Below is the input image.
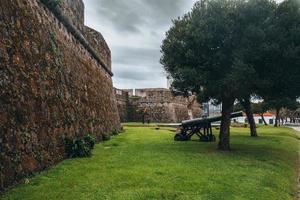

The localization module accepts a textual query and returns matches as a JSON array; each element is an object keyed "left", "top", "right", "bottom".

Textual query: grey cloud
[
  {"left": 84, "top": 0, "right": 194, "bottom": 34},
  {"left": 112, "top": 46, "right": 161, "bottom": 66},
  {"left": 83, "top": 0, "right": 197, "bottom": 88},
  {"left": 85, "top": 0, "right": 144, "bottom": 33},
  {"left": 114, "top": 68, "right": 160, "bottom": 81},
  {"left": 113, "top": 64, "right": 166, "bottom": 89},
  {"left": 143, "top": 0, "right": 189, "bottom": 26}
]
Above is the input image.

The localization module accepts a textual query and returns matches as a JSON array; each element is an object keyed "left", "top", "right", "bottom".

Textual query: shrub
[
  {"left": 102, "top": 133, "right": 111, "bottom": 141},
  {"left": 84, "top": 134, "right": 96, "bottom": 149},
  {"left": 64, "top": 134, "right": 96, "bottom": 158},
  {"left": 64, "top": 137, "right": 75, "bottom": 157},
  {"left": 112, "top": 130, "right": 119, "bottom": 136}
]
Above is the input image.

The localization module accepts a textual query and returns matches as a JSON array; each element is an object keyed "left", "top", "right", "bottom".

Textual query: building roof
[
  {"left": 241, "top": 112, "right": 274, "bottom": 117},
  {"left": 253, "top": 112, "right": 275, "bottom": 117}
]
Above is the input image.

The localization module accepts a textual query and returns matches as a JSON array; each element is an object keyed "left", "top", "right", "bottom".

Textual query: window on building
[
  {"left": 259, "top": 119, "right": 263, "bottom": 124},
  {"left": 269, "top": 119, "right": 274, "bottom": 125},
  {"left": 116, "top": 90, "right": 122, "bottom": 95}
]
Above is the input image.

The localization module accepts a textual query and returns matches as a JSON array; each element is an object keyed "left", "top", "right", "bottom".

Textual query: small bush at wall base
[
  {"left": 64, "top": 134, "right": 96, "bottom": 158},
  {"left": 112, "top": 130, "right": 119, "bottom": 136},
  {"left": 84, "top": 134, "right": 96, "bottom": 149},
  {"left": 102, "top": 134, "right": 111, "bottom": 141}
]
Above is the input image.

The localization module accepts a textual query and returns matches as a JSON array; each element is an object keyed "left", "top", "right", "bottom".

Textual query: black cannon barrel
[{"left": 182, "top": 111, "right": 243, "bottom": 127}]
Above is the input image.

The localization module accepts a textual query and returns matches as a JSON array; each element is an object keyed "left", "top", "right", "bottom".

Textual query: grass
[
  {"left": 121, "top": 122, "right": 174, "bottom": 127},
  {"left": 1, "top": 126, "right": 299, "bottom": 200},
  {"left": 121, "top": 122, "right": 158, "bottom": 127}
]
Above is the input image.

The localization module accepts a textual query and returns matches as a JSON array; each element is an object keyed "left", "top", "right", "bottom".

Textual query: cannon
[{"left": 174, "top": 111, "right": 243, "bottom": 142}]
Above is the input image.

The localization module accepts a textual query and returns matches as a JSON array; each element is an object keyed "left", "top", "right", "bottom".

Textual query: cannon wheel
[
  {"left": 199, "top": 134, "right": 216, "bottom": 142},
  {"left": 174, "top": 133, "right": 190, "bottom": 141}
]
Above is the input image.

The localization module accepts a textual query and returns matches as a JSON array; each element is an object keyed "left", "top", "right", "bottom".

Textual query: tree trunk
[
  {"left": 260, "top": 114, "right": 268, "bottom": 126},
  {"left": 274, "top": 108, "right": 280, "bottom": 127},
  {"left": 218, "top": 98, "right": 234, "bottom": 151},
  {"left": 241, "top": 98, "right": 257, "bottom": 137},
  {"left": 142, "top": 114, "right": 145, "bottom": 124}
]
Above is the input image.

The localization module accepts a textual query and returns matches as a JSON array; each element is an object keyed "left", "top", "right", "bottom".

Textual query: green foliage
[
  {"left": 252, "top": 102, "right": 269, "bottom": 114},
  {"left": 102, "top": 133, "right": 111, "bottom": 141},
  {"left": 161, "top": 0, "right": 300, "bottom": 149},
  {"left": 83, "top": 134, "right": 96, "bottom": 149},
  {"left": 233, "top": 102, "right": 244, "bottom": 112},
  {"left": 40, "top": 0, "right": 61, "bottom": 9},
  {"left": 162, "top": 0, "right": 273, "bottom": 103},
  {"left": 49, "top": 31, "right": 59, "bottom": 55},
  {"left": 64, "top": 134, "right": 96, "bottom": 158},
  {"left": 2, "top": 127, "right": 299, "bottom": 199},
  {"left": 112, "top": 130, "right": 119, "bottom": 136},
  {"left": 264, "top": 98, "right": 299, "bottom": 111},
  {"left": 256, "top": 0, "right": 300, "bottom": 101}
]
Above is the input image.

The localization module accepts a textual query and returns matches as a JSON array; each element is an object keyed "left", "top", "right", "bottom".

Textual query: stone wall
[
  {"left": 115, "top": 88, "right": 202, "bottom": 123},
  {"left": 83, "top": 26, "right": 111, "bottom": 70},
  {"left": 60, "top": 0, "right": 85, "bottom": 29},
  {"left": 114, "top": 88, "right": 129, "bottom": 123},
  {"left": 0, "top": 0, "right": 120, "bottom": 190}
]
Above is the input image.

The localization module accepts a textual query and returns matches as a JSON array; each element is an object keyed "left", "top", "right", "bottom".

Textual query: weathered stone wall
[
  {"left": 60, "top": 0, "right": 84, "bottom": 30},
  {"left": 0, "top": 0, "right": 120, "bottom": 190},
  {"left": 83, "top": 26, "right": 111, "bottom": 70},
  {"left": 115, "top": 88, "right": 202, "bottom": 123},
  {"left": 114, "top": 88, "right": 129, "bottom": 123}
]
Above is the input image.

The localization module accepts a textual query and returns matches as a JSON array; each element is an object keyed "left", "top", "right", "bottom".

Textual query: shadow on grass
[{"left": 113, "top": 132, "right": 299, "bottom": 163}]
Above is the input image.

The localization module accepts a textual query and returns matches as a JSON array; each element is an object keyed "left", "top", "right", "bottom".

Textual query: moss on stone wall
[{"left": 0, "top": 0, "right": 120, "bottom": 190}]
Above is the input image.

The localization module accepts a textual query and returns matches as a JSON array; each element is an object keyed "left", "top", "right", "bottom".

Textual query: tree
[
  {"left": 252, "top": 102, "right": 269, "bottom": 125},
  {"left": 255, "top": 0, "right": 300, "bottom": 119},
  {"left": 161, "top": 0, "right": 275, "bottom": 150},
  {"left": 264, "top": 98, "right": 299, "bottom": 127},
  {"left": 239, "top": 99, "right": 257, "bottom": 137},
  {"left": 233, "top": 99, "right": 257, "bottom": 136},
  {"left": 291, "top": 107, "right": 300, "bottom": 123},
  {"left": 232, "top": 0, "right": 277, "bottom": 137}
]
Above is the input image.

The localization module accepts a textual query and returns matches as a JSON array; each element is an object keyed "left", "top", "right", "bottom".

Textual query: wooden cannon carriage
[{"left": 174, "top": 111, "right": 243, "bottom": 142}]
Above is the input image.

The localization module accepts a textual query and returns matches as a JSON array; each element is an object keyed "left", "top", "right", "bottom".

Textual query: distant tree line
[
  {"left": 161, "top": 0, "right": 300, "bottom": 150},
  {"left": 234, "top": 100, "right": 299, "bottom": 126}
]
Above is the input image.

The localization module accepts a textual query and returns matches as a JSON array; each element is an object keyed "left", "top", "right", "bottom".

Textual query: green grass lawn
[
  {"left": 121, "top": 122, "right": 158, "bottom": 127},
  {"left": 1, "top": 126, "right": 299, "bottom": 200}
]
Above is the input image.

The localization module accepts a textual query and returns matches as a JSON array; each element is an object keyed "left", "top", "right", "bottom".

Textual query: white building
[
  {"left": 233, "top": 112, "right": 276, "bottom": 125},
  {"left": 203, "top": 101, "right": 222, "bottom": 117}
]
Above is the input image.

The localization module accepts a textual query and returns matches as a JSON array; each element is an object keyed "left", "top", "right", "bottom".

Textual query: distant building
[
  {"left": 203, "top": 101, "right": 222, "bottom": 117},
  {"left": 167, "top": 76, "right": 173, "bottom": 89},
  {"left": 233, "top": 112, "right": 276, "bottom": 125},
  {"left": 114, "top": 88, "right": 203, "bottom": 123}
]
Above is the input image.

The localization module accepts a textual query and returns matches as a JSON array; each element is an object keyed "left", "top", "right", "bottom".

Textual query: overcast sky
[
  {"left": 83, "top": 0, "right": 283, "bottom": 90},
  {"left": 83, "top": 0, "right": 197, "bottom": 89}
]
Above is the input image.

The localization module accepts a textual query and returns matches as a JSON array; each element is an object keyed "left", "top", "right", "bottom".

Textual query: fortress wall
[
  {"left": 0, "top": 0, "right": 120, "bottom": 189},
  {"left": 114, "top": 88, "right": 129, "bottom": 123},
  {"left": 83, "top": 26, "right": 111, "bottom": 70},
  {"left": 60, "top": 0, "right": 85, "bottom": 29},
  {"left": 115, "top": 89, "right": 202, "bottom": 123}
]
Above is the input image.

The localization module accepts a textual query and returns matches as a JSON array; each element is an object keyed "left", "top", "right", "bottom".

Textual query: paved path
[
  {"left": 291, "top": 127, "right": 300, "bottom": 200},
  {"left": 292, "top": 127, "right": 300, "bottom": 132}
]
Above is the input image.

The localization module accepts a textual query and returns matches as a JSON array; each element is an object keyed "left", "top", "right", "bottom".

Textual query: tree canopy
[
  {"left": 161, "top": 0, "right": 300, "bottom": 150},
  {"left": 256, "top": 0, "right": 300, "bottom": 101}
]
